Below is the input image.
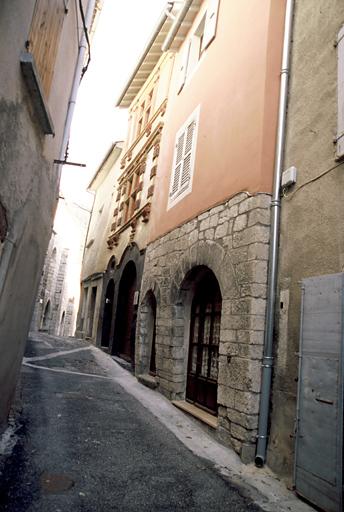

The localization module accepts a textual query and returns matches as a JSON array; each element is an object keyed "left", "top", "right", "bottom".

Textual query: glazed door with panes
[{"left": 186, "top": 275, "right": 221, "bottom": 414}]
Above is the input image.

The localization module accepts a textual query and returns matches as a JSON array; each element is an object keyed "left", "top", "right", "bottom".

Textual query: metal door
[{"left": 295, "top": 273, "right": 344, "bottom": 512}]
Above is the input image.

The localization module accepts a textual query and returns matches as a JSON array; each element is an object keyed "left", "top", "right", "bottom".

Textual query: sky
[{"left": 59, "top": 0, "right": 169, "bottom": 209}]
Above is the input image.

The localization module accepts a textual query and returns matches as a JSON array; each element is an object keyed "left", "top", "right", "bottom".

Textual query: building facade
[
  {"left": 76, "top": 8, "right": 177, "bottom": 368},
  {"left": 135, "top": 0, "right": 286, "bottom": 463},
  {"left": 0, "top": 0, "right": 99, "bottom": 431},
  {"left": 267, "top": 2, "right": 344, "bottom": 510}
]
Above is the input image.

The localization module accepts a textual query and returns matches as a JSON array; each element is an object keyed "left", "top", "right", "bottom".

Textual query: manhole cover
[{"left": 40, "top": 472, "right": 75, "bottom": 494}]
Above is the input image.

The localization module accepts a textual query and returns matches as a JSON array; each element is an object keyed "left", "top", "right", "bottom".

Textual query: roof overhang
[
  {"left": 116, "top": 1, "right": 202, "bottom": 109},
  {"left": 88, "top": 142, "right": 123, "bottom": 191}
]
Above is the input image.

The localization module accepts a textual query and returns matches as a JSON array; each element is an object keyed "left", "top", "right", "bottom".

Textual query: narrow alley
[
  {"left": 0, "top": 333, "right": 259, "bottom": 512},
  {"left": 0, "top": 333, "right": 310, "bottom": 512}
]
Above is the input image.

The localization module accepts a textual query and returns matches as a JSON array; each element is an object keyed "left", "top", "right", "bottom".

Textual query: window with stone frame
[
  {"left": 168, "top": 105, "right": 200, "bottom": 208},
  {"left": 26, "top": 0, "right": 69, "bottom": 98}
]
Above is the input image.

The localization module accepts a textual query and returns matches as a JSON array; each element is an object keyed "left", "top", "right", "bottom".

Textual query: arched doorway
[
  {"left": 41, "top": 300, "right": 51, "bottom": 331},
  {"left": 101, "top": 279, "right": 115, "bottom": 347},
  {"left": 113, "top": 261, "right": 137, "bottom": 363},
  {"left": 59, "top": 311, "right": 65, "bottom": 336},
  {"left": 186, "top": 268, "right": 222, "bottom": 415}
]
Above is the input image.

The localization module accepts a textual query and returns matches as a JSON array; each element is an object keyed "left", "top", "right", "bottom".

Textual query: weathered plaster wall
[
  {"left": 137, "top": 192, "right": 271, "bottom": 463},
  {"left": 0, "top": 0, "right": 87, "bottom": 431},
  {"left": 268, "top": 0, "right": 344, "bottom": 481}
]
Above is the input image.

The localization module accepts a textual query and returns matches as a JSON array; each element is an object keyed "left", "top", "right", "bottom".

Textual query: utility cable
[
  {"left": 78, "top": 0, "right": 91, "bottom": 79},
  {"left": 283, "top": 159, "right": 344, "bottom": 199}
]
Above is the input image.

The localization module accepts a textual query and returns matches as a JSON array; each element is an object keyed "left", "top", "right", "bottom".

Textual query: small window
[
  {"left": 177, "top": 0, "right": 219, "bottom": 94},
  {"left": 168, "top": 106, "right": 200, "bottom": 208}
]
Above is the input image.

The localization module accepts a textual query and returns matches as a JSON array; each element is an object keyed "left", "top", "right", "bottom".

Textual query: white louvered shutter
[
  {"left": 201, "top": 0, "right": 220, "bottom": 53},
  {"left": 180, "top": 120, "right": 196, "bottom": 189},
  {"left": 177, "top": 40, "right": 191, "bottom": 94},
  {"left": 171, "top": 132, "right": 185, "bottom": 197},
  {"left": 337, "top": 25, "right": 344, "bottom": 158}
]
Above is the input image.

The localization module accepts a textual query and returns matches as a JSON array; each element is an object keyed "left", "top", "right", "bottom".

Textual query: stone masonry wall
[{"left": 136, "top": 192, "right": 271, "bottom": 463}]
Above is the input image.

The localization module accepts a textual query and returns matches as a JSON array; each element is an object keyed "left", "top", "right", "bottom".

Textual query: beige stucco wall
[
  {"left": 149, "top": 0, "right": 286, "bottom": 242},
  {"left": 0, "top": 0, "right": 90, "bottom": 430},
  {"left": 268, "top": 0, "right": 344, "bottom": 482}
]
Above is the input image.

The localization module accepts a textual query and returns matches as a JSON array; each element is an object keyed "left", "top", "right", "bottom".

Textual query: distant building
[
  {"left": 0, "top": 0, "right": 100, "bottom": 432},
  {"left": 31, "top": 199, "right": 90, "bottom": 337}
]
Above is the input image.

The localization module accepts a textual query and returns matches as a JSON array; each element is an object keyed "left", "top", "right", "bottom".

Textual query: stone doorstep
[
  {"left": 137, "top": 373, "right": 158, "bottom": 390},
  {"left": 171, "top": 400, "right": 218, "bottom": 429}
]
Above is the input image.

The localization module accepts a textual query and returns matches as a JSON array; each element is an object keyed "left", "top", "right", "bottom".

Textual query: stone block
[
  {"left": 248, "top": 208, "right": 271, "bottom": 227},
  {"left": 215, "top": 221, "right": 228, "bottom": 239},
  {"left": 228, "top": 409, "right": 259, "bottom": 431},
  {"left": 236, "top": 330, "right": 264, "bottom": 345},
  {"left": 238, "top": 194, "right": 271, "bottom": 214},
  {"left": 217, "top": 384, "right": 235, "bottom": 408},
  {"left": 220, "top": 329, "right": 237, "bottom": 342},
  {"left": 199, "top": 217, "right": 210, "bottom": 231},
  {"left": 234, "top": 390, "right": 260, "bottom": 414},
  {"left": 198, "top": 211, "right": 210, "bottom": 221},
  {"left": 233, "top": 214, "right": 248, "bottom": 232},
  {"left": 247, "top": 242, "right": 269, "bottom": 261},
  {"left": 204, "top": 228, "right": 214, "bottom": 240},
  {"left": 188, "top": 229, "right": 198, "bottom": 245},
  {"left": 227, "top": 192, "right": 250, "bottom": 207},
  {"left": 218, "top": 356, "right": 262, "bottom": 392},
  {"left": 228, "top": 246, "right": 248, "bottom": 264},
  {"left": 209, "top": 214, "right": 219, "bottom": 228},
  {"left": 240, "top": 443, "right": 256, "bottom": 464},
  {"left": 233, "top": 225, "right": 270, "bottom": 248},
  {"left": 240, "top": 283, "right": 267, "bottom": 299}
]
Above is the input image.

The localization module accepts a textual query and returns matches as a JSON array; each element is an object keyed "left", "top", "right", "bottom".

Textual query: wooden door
[{"left": 186, "top": 274, "right": 221, "bottom": 415}]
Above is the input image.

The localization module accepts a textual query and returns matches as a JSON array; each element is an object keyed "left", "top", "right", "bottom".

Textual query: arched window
[{"left": 186, "top": 270, "right": 222, "bottom": 415}]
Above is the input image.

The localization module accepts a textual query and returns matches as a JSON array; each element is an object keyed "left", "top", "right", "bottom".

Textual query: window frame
[{"left": 167, "top": 105, "right": 200, "bottom": 209}]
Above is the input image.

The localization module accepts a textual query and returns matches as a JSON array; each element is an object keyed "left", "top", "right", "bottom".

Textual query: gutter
[
  {"left": 255, "top": 0, "right": 295, "bottom": 467},
  {"left": 57, "top": 0, "right": 98, "bottom": 176},
  {"left": 161, "top": 0, "right": 193, "bottom": 52},
  {"left": 116, "top": 2, "right": 174, "bottom": 107}
]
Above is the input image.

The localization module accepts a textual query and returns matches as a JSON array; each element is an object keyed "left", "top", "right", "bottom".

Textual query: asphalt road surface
[{"left": 0, "top": 333, "right": 262, "bottom": 512}]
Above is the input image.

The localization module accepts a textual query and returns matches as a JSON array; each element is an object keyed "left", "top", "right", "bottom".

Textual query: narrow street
[{"left": 0, "top": 333, "right": 264, "bottom": 512}]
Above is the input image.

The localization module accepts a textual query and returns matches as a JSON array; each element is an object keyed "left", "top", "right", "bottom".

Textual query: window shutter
[
  {"left": 201, "top": 0, "right": 220, "bottom": 53},
  {"left": 180, "top": 121, "right": 196, "bottom": 188},
  {"left": 337, "top": 25, "right": 344, "bottom": 158},
  {"left": 28, "top": 0, "right": 66, "bottom": 98},
  {"left": 177, "top": 41, "right": 191, "bottom": 94},
  {"left": 171, "top": 132, "right": 185, "bottom": 196}
]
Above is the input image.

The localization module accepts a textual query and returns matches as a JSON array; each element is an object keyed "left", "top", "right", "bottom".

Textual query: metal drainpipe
[
  {"left": 57, "top": 0, "right": 97, "bottom": 178},
  {"left": 255, "top": 0, "right": 295, "bottom": 468},
  {"left": 161, "top": 0, "right": 193, "bottom": 52}
]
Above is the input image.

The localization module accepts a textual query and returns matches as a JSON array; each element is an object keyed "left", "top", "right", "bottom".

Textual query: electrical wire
[
  {"left": 78, "top": 0, "right": 91, "bottom": 79},
  {"left": 282, "top": 159, "right": 344, "bottom": 199}
]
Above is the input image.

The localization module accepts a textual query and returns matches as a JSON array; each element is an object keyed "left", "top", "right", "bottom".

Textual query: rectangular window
[
  {"left": 168, "top": 106, "right": 200, "bottom": 208},
  {"left": 177, "top": 0, "right": 219, "bottom": 94},
  {"left": 337, "top": 24, "right": 344, "bottom": 159},
  {"left": 27, "top": 0, "right": 67, "bottom": 98}
]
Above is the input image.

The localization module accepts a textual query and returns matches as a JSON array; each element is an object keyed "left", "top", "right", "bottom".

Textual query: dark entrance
[
  {"left": 186, "top": 270, "right": 222, "bottom": 415},
  {"left": 101, "top": 279, "right": 115, "bottom": 347},
  {"left": 113, "top": 261, "right": 137, "bottom": 363}
]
